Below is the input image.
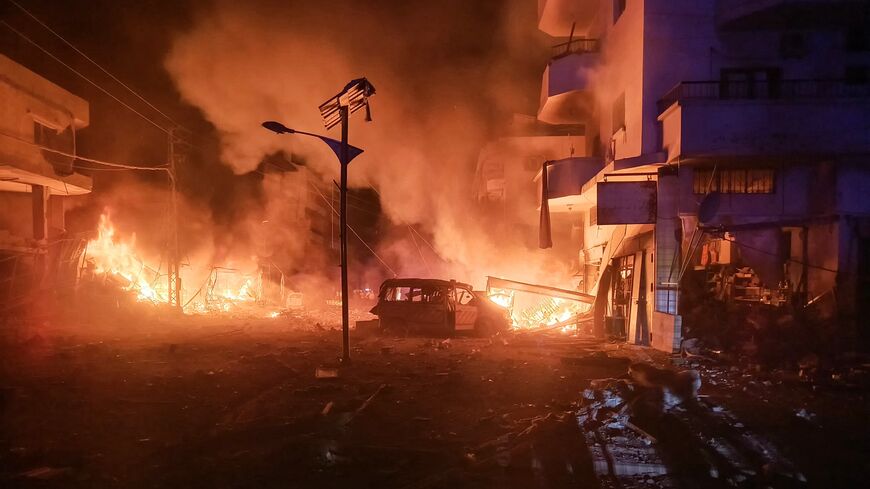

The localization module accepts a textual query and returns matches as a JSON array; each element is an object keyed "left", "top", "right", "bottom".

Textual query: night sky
[{"left": 0, "top": 0, "right": 547, "bottom": 216}]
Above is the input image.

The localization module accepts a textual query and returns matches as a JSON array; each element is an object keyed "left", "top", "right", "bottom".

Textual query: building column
[
  {"left": 32, "top": 185, "right": 49, "bottom": 241},
  {"left": 32, "top": 185, "right": 50, "bottom": 289},
  {"left": 49, "top": 195, "right": 65, "bottom": 237},
  {"left": 651, "top": 166, "right": 682, "bottom": 352}
]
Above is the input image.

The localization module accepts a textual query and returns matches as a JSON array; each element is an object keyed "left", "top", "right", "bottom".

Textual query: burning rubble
[
  {"left": 83, "top": 212, "right": 278, "bottom": 317},
  {"left": 486, "top": 276, "right": 593, "bottom": 333}
]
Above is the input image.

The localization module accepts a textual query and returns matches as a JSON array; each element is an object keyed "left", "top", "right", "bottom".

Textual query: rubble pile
[
  {"left": 576, "top": 361, "right": 813, "bottom": 488},
  {"left": 575, "top": 365, "right": 700, "bottom": 488}
]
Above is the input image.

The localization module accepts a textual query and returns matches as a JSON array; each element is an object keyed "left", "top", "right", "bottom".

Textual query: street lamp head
[{"left": 261, "top": 121, "right": 295, "bottom": 134}]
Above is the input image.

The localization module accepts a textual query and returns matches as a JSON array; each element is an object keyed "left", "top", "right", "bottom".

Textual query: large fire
[
  {"left": 85, "top": 213, "right": 586, "bottom": 330},
  {"left": 84, "top": 213, "right": 266, "bottom": 315},
  {"left": 487, "top": 288, "right": 586, "bottom": 333},
  {"left": 86, "top": 214, "right": 162, "bottom": 302}
]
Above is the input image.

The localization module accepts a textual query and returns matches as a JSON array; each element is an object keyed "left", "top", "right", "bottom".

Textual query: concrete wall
[
  {"left": 589, "top": 0, "right": 646, "bottom": 160},
  {"left": 676, "top": 164, "right": 815, "bottom": 222},
  {"left": 539, "top": 55, "right": 598, "bottom": 124},
  {"left": 644, "top": 0, "right": 719, "bottom": 154},
  {"left": 0, "top": 54, "right": 89, "bottom": 167},
  {"left": 662, "top": 99, "right": 870, "bottom": 160},
  {"left": 836, "top": 162, "right": 870, "bottom": 216}
]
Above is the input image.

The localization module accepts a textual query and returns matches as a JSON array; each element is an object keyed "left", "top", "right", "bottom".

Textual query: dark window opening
[
  {"left": 33, "top": 121, "right": 74, "bottom": 175},
  {"left": 613, "top": 0, "right": 626, "bottom": 24},
  {"left": 612, "top": 93, "right": 625, "bottom": 135},
  {"left": 693, "top": 168, "right": 775, "bottom": 194},
  {"left": 720, "top": 68, "right": 782, "bottom": 99}
]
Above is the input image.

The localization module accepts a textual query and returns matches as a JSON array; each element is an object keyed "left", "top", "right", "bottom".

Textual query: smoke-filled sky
[{"left": 2, "top": 0, "right": 572, "bottom": 288}]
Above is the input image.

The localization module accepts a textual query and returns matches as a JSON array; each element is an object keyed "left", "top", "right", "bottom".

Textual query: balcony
[
  {"left": 716, "top": 0, "right": 866, "bottom": 30},
  {"left": 657, "top": 80, "right": 870, "bottom": 160},
  {"left": 538, "top": 39, "right": 599, "bottom": 125},
  {"left": 536, "top": 156, "right": 604, "bottom": 212}
]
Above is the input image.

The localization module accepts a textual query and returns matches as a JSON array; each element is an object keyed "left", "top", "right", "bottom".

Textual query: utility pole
[{"left": 167, "top": 128, "right": 183, "bottom": 312}]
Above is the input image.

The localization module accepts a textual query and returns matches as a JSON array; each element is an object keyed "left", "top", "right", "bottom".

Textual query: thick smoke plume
[{"left": 165, "top": 0, "right": 572, "bottom": 288}]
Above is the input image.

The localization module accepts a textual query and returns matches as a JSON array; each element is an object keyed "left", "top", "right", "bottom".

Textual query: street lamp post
[{"left": 262, "top": 75, "right": 375, "bottom": 365}]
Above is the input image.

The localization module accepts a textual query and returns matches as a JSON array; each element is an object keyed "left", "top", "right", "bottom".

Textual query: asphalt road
[{"left": 0, "top": 315, "right": 866, "bottom": 488}]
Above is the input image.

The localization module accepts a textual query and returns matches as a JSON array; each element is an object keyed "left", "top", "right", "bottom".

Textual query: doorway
[{"left": 610, "top": 254, "right": 635, "bottom": 338}]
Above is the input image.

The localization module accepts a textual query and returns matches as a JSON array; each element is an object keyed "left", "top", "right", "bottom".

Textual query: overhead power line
[
  {"left": 365, "top": 178, "right": 445, "bottom": 261},
  {"left": 308, "top": 181, "right": 397, "bottom": 276},
  {"left": 721, "top": 235, "right": 840, "bottom": 275},
  {"left": 0, "top": 130, "right": 171, "bottom": 175},
  {"left": 6, "top": 0, "right": 184, "bottom": 130},
  {"left": 0, "top": 20, "right": 170, "bottom": 136}
]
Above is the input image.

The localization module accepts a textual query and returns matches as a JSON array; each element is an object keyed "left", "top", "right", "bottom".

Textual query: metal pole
[
  {"left": 339, "top": 106, "right": 351, "bottom": 364},
  {"left": 168, "top": 129, "right": 182, "bottom": 312}
]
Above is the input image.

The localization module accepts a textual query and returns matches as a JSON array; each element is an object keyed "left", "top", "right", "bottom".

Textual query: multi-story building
[
  {"left": 531, "top": 0, "right": 870, "bottom": 351},
  {"left": 474, "top": 114, "right": 590, "bottom": 260},
  {"left": 0, "top": 54, "right": 92, "bottom": 310}
]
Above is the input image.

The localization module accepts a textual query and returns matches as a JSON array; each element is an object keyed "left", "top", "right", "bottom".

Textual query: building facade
[
  {"left": 0, "top": 54, "right": 93, "bottom": 313},
  {"left": 530, "top": 0, "right": 870, "bottom": 351}
]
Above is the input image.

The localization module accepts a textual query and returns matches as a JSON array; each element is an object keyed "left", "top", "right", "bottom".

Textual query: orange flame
[
  {"left": 86, "top": 213, "right": 266, "bottom": 315},
  {"left": 488, "top": 287, "right": 583, "bottom": 333}
]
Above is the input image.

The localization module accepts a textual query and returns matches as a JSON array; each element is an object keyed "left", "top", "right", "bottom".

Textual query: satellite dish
[{"left": 698, "top": 191, "right": 721, "bottom": 225}]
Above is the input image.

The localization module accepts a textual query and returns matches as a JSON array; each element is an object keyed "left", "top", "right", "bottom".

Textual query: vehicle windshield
[{"left": 382, "top": 285, "right": 445, "bottom": 304}]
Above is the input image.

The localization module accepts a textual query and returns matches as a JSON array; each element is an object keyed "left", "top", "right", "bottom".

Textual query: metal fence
[
  {"left": 551, "top": 38, "right": 600, "bottom": 59},
  {"left": 0, "top": 237, "right": 87, "bottom": 319},
  {"left": 657, "top": 79, "right": 870, "bottom": 114}
]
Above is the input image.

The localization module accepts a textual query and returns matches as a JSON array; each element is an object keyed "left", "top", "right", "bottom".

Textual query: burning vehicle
[{"left": 369, "top": 278, "right": 510, "bottom": 337}]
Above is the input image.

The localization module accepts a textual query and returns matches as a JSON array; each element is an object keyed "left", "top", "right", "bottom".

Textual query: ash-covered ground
[{"left": 0, "top": 311, "right": 867, "bottom": 488}]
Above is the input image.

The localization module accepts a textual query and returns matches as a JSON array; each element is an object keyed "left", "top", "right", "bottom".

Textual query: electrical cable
[
  {"left": 308, "top": 181, "right": 397, "bottom": 276},
  {"left": 408, "top": 226, "right": 432, "bottom": 275},
  {"left": 0, "top": 130, "right": 171, "bottom": 175},
  {"left": 721, "top": 235, "right": 841, "bottom": 275},
  {"left": 0, "top": 20, "right": 170, "bottom": 136},
  {"left": 365, "top": 179, "right": 445, "bottom": 261},
  {"left": 6, "top": 0, "right": 184, "bottom": 129}
]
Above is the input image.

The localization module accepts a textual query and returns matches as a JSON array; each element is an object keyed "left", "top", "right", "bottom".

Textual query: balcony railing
[
  {"left": 657, "top": 79, "right": 870, "bottom": 114},
  {"left": 551, "top": 38, "right": 600, "bottom": 59}
]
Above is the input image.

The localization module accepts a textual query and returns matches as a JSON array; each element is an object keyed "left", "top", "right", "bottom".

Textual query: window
[
  {"left": 33, "top": 121, "right": 74, "bottom": 175},
  {"left": 611, "top": 93, "right": 625, "bottom": 135},
  {"left": 693, "top": 168, "right": 775, "bottom": 194},
  {"left": 384, "top": 285, "right": 447, "bottom": 303},
  {"left": 33, "top": 121, "right": 73, "bottom": 151},
  {"left": 384, "top": 286, "right": 410, "bottom": 301},
  {"left": 455, "top": 288, "right": 474, "bottom": 305},
  {"left": 747, "top": 169, "right": 775, "bottom": 193},
  {"left": 421, "top": 287, "right": 445, "bottom": 304},
  {"left": 720, "top": 68, "right": 782, "bottom": 99},
  {"left": 613, "top": 0, "right": 626, "bottom": 24}
]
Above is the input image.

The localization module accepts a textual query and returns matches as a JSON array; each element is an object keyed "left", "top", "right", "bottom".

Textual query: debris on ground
[
  {"left": 577, "top": 362, "right": 810, "bottom": 487},
  {"left": 315, "top": 366, "right": 340, "bottom": 379}
]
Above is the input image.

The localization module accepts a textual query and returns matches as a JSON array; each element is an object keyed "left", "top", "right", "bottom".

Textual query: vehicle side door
[{"left": 453, "top": 285, "right": 478, "bottom": 331}]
